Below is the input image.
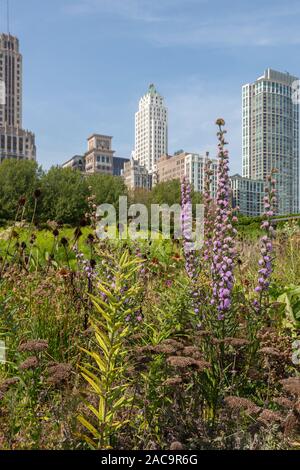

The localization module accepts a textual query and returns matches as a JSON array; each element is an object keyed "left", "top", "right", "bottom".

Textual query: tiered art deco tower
[{"left": 0, "top": 33, "right": 36, "bottom": 163}]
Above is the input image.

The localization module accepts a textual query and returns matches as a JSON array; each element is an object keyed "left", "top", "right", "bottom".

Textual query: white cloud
[
  {"left": 149, "top": 16, "right": 300, "bottom": 48},
  {"left": 63, "top": 0, "right": 200, "bottom": 23},
  {"left": 166, "top": 79, "right": 242, "bottom": 174},
  {"left": 63, "top": 0, "right": 300, "bottom": 47}
]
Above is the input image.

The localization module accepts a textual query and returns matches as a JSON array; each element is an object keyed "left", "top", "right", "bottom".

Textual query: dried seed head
[
  {"left": 135, "top": 345, "right": 156, "bottom": 355},
  {"left": 153, "top": 344, "right": 177, "bottom": 355},
  {"left": 0, "top": 377, "right": 19, "bottom": 393},
  {"left": 18, "top": 196, "right": 26, "bottom": 207},
  {"left": 18, "top": 340, "right": 48, "bottom": 353},
  {"left": 195, "top": 330, "right": 211, "bottom": 338},
  {"left": 47, "top": 363, "right": 72, "bottom": 386},
  {"left": 258, "top": 347, "right": 282, "bottom": 359},
  {"left": 60, "top": 237, "right": 69, "bottom": 247},
  {"left": 223, "top": 337, "right": 250, "bottom": 347},
  {"left": 163, "top": 377, "right": 182, "bottom": 387},
  {"left": 167, "top": 356, "right": 196, "bottom": 368},
  {"left": 74, "top": 227, "right": 82, "bottom": 239},
  {"left": 284, "top": 412, "right": 300, "bottom": 437},
  {"left": 58, "top": 268, "right": 70, "bottom": 278},
  {"left": 182, "top": 346, "right": 202, "bottom": 360},
  {"left": 280, "top": 377, "right": 300, "bottom": 397},
  {"left": 19, "top": 356, "right": 39, "bottom": 371},
  {"left": 170, "top": 441, "right": 184, "bottom": 450},
  {"left": 167, "top": 356, "right": 210, "bottom": 371},
  {"left": 224, "top": 396, "right": 261, "bottom": 415},
  {"left": 216, "top": 118, "right": 226, "bottom": 127},
  {"left": 90, "top": 259, "right": 96, "bottom": 269},
  {"left": 257, "top": 409, "right": 282, "bottom": 426},
  {"left": 161, "top": 339, "right": 184, "bottom": 350},
  {"left": 193, "top": 360, "right": 211, "bottom": 371},
  {"left": 80, "top": 218, "right": 88, "bottom": 227},
  {"left": 135, "top": 356, "right": 152, "bottom": 365},
  {"left": 273, "top": 397, "right": 294, "bottom": 409},
  {"left": 87, "top": 233, "right": 95, "bottom": 244}
]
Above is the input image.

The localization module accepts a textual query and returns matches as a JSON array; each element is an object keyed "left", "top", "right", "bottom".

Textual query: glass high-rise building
[
  {"left": 242, "top": 68, "right": 299, "bottom": 215},
  {"left": 230, "top": 174, "right": 265, "bottom": 217}
]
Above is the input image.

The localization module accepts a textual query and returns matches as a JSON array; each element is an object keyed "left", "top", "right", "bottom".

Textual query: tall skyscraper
[
  {"left": 134, "top": 84, "right": 168, "bottom": 173},
  {"left": 0, "top": 33, "right": 36, "bottom": 162},
  {"left": 242, "top": 68, "right": 299, "bottom": 215}
]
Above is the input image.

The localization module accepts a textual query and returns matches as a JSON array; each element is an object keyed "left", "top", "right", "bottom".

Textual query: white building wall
[
  {"left": 185, "top": 153, "right": 218, "bottom": 198},
  {"left": 135, "top": 84, "right": 168, "bottom": 173}
]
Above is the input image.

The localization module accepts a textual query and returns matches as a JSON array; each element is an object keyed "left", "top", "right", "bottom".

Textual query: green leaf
[
  {"left": 77, "top": 415, "right": 100, "bottom": 439},
  {"left": 81, "top": 370, "right": 103, "bottom": 395},
  {"left": 80, "top": 348, "right": 107, "bottom": 373}
]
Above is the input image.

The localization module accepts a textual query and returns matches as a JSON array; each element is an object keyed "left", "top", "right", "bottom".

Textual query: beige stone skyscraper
[
  {"left": 134, "top": 84, "right": 168, "bottom": 173},
  {"left": 0, "top": 33, "right": 36, "bottom": 162}
]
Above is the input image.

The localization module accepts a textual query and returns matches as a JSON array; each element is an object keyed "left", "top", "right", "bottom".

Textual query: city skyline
[{"left": 1, "top": 0, "right": 300, "bottom": 172}]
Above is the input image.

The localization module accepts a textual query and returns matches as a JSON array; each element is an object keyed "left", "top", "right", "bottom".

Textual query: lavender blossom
[
  {"left": 253, "top": 170, "right": 277, "bottom": 311},
  {"left": 74, "top": 247, "right": 97, "bottom": 281},
  {"left": 203, "top": 158, "right": 215, "bottom": 264},
  {"left": 211, "top": 119, "right": 238, "bottom": 318},
  {"left": 181, "top": 177, "right": 196, "bottom": 279},
  {"left": 181, "top": 177, "right": 204, "bottom": 317}
]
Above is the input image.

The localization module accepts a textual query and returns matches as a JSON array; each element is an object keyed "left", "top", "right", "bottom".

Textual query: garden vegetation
[{"left": 0, "top": 121, "right": 299, "bottom": 450}]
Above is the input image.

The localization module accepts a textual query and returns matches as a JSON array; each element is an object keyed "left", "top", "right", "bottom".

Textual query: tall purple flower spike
[
  {"left": 181, "top": 176, "right": 196, "bottom": 279},
  {"left": 253, "top": 170, "right": 277, "bottom": 312},
  {"left": 203, "top": 158, "right": 215, "bottom": 264},
  {"left": 211, "top": 119, "right": 238, "bottom": 319}
]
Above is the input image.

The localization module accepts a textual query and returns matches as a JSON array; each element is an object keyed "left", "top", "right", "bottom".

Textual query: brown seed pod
[
  {"left": 280, "top": 377, "right": 300, "bottom": 397},
  {"left": 19, "top": 356, "right": 39, "bottom": 371},
  {"left": 224, "top": 396, "right": 261, "bottom": 415},
  {"left": 18, "top": 340, "right": 48, "bottom": 353}
]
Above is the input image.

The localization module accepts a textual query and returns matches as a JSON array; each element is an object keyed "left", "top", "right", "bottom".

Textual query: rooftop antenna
[{"left": 7, "top": 0, "right": 10, "bottom": 34}]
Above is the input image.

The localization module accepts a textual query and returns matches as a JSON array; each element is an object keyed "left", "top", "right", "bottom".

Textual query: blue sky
[{"left": 3, "top": 0, "right": 300, "bottom": 173}]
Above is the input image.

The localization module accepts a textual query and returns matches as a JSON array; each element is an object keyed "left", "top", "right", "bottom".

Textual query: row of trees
[{"left": 0, "top": 160, "right": 202, "bottom": 226}]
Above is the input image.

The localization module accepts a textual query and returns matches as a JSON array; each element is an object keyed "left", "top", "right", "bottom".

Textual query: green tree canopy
[
  {"left": 150, "top": 179, "right": 203, "bottom": 207},
  {"left": 39, "top": 167, "right": 89, "bottom": 224},
  {"left": 87, "top": 173, "right": 127, "bottom": 208},
  {"left": 0, "top": 159, "right": 41, "bottom": 220}
]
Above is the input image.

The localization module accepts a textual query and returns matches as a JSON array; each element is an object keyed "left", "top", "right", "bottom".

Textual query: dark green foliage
[
  {"left": 87, "top": 173, "right": 127, "bottom": 207},
  {"left": 39, "top": 167, "right": 89, "bottom": 225},
  {"left": 0, "top": 159, "right": 42, "bottom": 220}
]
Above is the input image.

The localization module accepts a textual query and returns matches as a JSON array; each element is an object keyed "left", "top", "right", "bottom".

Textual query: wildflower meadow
[{"left": 0, "top": 121, "right": 299, "bottom": 451}]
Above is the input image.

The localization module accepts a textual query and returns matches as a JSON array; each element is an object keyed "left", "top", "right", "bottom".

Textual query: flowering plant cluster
[
  {"left": 181, "top": 177, "right": 197, "bottom": 280},
  {"left": 253, "top": 170, "right": 277, "bottom": 312},
  {"left": 203, "top": 158, "right": 215, "bottom": 264},
  {"left": 211, "top": 119, "right": 238, "bottom": 318}
]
